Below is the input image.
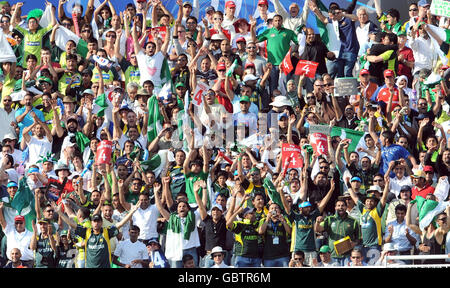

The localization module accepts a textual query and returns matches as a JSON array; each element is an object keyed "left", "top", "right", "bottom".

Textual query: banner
[
  {"left": 280, "top": 48, "right": 293, "bottom": 76},
  {"left": 192, "top": 82, "right": 210, "bottom": 107},
  {"left": 294, "top": 60, "right": 319, "bottom": 78},
  {"left": 309, "top": 124, "right": 331, "bottom": 136},
  {"left": 281, "top": 143, "right": 304, "bottom": 169},
  {"left": 96, "top": 140, "right": 113, "bottom": 164},
  {"left": 334, "top": 77, "right": 359, "bottom": 96},
  {"left": 310, "top": 133, "right": 328, "bottom": 156},
  {"left": 431, "top": 0, "right": 450, "bottom": 17}
]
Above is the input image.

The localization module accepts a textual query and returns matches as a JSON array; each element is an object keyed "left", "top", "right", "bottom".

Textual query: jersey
[
  {"left": 34, "top": 234, "right": 56, "bottom": 268},
  {"left": 290, "top": 209, "right": 320, "bottom": 252},
  {"left": 259, "top": 217, "right": 292, "bottom": 260},
  {"left": 75, "top": 225, "right": 119, "bottom": 268},
  {"left": 357, "top": 200, "right": 385, "bottom": 247},
  {"left": 16, "top": 25, "right": 53, "bottom": 68},
  {"left": 229, "top": 220, "right": 260, "bottom": 258},
  {"left": 168, "top": 166, "right": 185, "bottom": 200}
]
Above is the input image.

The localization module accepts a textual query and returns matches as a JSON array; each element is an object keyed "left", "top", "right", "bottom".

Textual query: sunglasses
[
  {"left": 438, "top": 218, "right": 447, "bottom": 221},
  {"left": 45, "top": 210, "right": 54, "bottom": 213},
  {"left": 1, "top": 20, "right": 9, "bottom": 23},
  {"left": 213, "top": 254, "right": 223, "bottom": 258},
  {"left": 106, "top": 34, "right": 116, "bottom": 38},
  {"left": 3, "top": 99, "right": 12, "bottom": 102},
  {"left": 294, "top": 258, "right": 303, "bottom": 261},
  {"left": 373, "top": 179, "right": 383, "bottom": 182},
  {"left": 319, "top": 166, "right": 329, "bottom": 169},
  {"left": 62, "top": 23, "right": 72, "bottom": 27},
  {"left": 409, "top": 8, "right": 418, "bottom": 11},
  {"left": 15, "top": 222, "right": 24, "bottom": 225},
  {"left": 306, "top": 96, "right": 315, "bottom": 100},
  {"left": 82, "top": 29, "right": 91, "bottom": 33},
  {"left": 218, "top": 69, "right": 226, "bottom": 72},
  {"left": 351, "top": 256, "right": 361, "bottom": 259}
]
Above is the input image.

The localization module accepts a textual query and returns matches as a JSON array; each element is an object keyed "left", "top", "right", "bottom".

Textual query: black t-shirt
[
  {"left": 203, "top": 215, "right": 227, "bottom": 252},
  {"left": 301, "top": 41, "right": 330, "bottom": 76}
]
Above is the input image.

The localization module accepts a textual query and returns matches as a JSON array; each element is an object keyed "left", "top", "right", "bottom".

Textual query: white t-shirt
[
  {"left": 389, "top": 176, "right": 413, "bottom": 198},
  {"left": 27, "top": 136, "right": 52, "bottom": 166},
  {"left": 5, "top": 223, "right": 34, "bottom": 261},
  {"left": 118, "top": 134, "right": 147, "bottom": 151},
  {"left": 113, "top": 239, "right": 148, "bottom": 268},
  {"left": 136, "top": 50, "right": 165, "bottom": 87},
  {"left": 132, "top": 205, "right": 160, "bottom": 240},
  {"left": 113, "top": 209, "right": 130, "bottom": 240}
]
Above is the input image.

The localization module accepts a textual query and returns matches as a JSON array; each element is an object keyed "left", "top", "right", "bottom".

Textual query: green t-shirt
[
  {"left": 168, "top": 166, "right": 186, "bottom": 200},
  {"left": 357, "top": 200, "right": 385, "bottom": 247},
  {"left": 34, "top": 234, "right": 56, "bottom": 268},
  {"left": 212, "top": 182, "right": 231, "bottom": 198},
  {"left": 257, "top": 27, "right": 298, "bottom": 65},
  {"left": 185, "top": 171, "right": 209, "bottom": 207},
  {"left": 229, "top": 220, "right": 260, "bottom": 258},
  {"left": 74, "top": 225, "right": 119, "bottom": 268},
  {"left": 321, "top": 213, "right": 360, "bottom": 258},
  {"left": 258, "top": 217, "right": 291, "bottom": 260},
  {"left": 290, "top": 209, "right": 320, "bottom": 252},
  {"left": 15, "top": 25, "right": 53, "bottom": 68}
]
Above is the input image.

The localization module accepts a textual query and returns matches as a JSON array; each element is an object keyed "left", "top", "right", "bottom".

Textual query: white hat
[
  {"left": 383, "top": 243, "right": 397, "bottom": 252},
  {"left": 270, "top": 96, "right": 291, "bottom": 107},
  {"left": 3, "top": 133, "right": 17, "bottom": 141},
  {"left": 210, "top": 246, "right": 225, "bottom": 258},
  {"left": 211, "top": 203, "right": 223, "bottom": 212},
  {"left": 366, "top": 185, "right": 382, "bottom": 193},
  {"left": 211, "top": 33, "right": 227, "bottom": 41},
  {"left": 243, "top": 74, "right": 258, "bottom": 82}
]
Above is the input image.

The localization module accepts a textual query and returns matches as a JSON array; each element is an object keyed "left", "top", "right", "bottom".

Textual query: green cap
[
  {"left": 27, "top": 9, "right": 44, "bottom": 22},
  {"left": 397, "top": 30, "right": 407, "bottom": 37},
  {"left": 175, "top": 82, "right": 186, "bottom": 89},
  {"left": 319, "top": 245, "right": 331, "bottom": 253},
  {"left": 60, "top": 230, "right": 69, "bottom": 236},
  {"left": 239, "top": 95, "right": 250, "bottom": 103},
  {"left": 249, "top": 167, "right": 260, "bottom": 174},
  {"left": 38, "top": 76, "right": 52, "bottom": 85},
  {"left": 38, "top": 218, "right": 49, "bottom": 224}
]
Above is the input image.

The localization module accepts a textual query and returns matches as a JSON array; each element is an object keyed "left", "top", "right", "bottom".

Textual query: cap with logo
[{"left": 383, "top": 69, "right": 395, "bottom": 78}]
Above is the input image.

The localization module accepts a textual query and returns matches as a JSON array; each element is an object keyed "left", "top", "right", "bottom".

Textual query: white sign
[{"left": 431, "top": 0, "right": 450, "bottom": 18}]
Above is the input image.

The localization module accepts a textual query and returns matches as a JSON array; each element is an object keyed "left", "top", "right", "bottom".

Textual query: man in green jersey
[
  {"left": 279, "top": 179, "right": 336, "bottom": 266},
  {"left": 348, "top": 180, "right": 390, "bottom": 265},
  {"left": 315, "top": 199, "right": 361, "bottom": 266},
  {"left": 183, "top": 140, "right": 210, "bottom": 209},
  {"left": 30, "top": 219, "right": 56, "bottom": 268},
  {"left": 12, "top": 2, "right": 57, "bottom": 67},
  {"left": 227, "top": 207, "right": 261, "bottom": 267},
  {"left": 54, "top": 200, "right": 140, "bottom": 268},
  {"left": 167, "top": 149, "right": 186, "bottom": 201},
  {"left": 251, "top": 13, "right": 298, "bottom": 94}
]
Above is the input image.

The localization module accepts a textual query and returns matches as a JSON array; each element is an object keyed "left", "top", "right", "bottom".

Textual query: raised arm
[
  {"left": 115, "top": 201, "right": 140, "bottom": 230},
  {"left": 406, "top": 202, "right": 422, "bottom": 236},
  {"left": 52, "top": 202, "right": 78, "bottom": 230},
  {"left": 193, "top": 180, "right": 208, "bottom": 221},
  {"left": 317, "top": 179, "right": 335, "bottom": 213},
  {"left": 155, "top": 184, "right": 171, "bottom": 221},
  {"left": 117, "top": 179, "right": 132, "bottom": 211}
]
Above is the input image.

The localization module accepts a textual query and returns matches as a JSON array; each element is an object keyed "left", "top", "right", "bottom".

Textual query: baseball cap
[
  {"left": 236, "top": 37, "right": 246, "bottom": 43},
  {"left": 225, "top": 1, "right": 236, "bottom": 8},
  {"left": 217, "top": 62, "right": 226, "bottom": 71},
  {"left": 441, "top": 65, "right": 449, "bottom": 71},
  {"left": 147, "top": 237, "right": 160, "bottom": 246},
  {"left": 38, "top": 218, "right": 49, "bottom": 224},
  {"left": 183, "top": 1, "right": 192, "bottom": 7},
  {"left": 81, "top": 69, "right": 93, "bottom": 76},
  {"left": 366, "top": 185, "right": 382, "bottom": 193},
  {"left": 319, "top": 245, "right": 331, "bottom": 253},
  {"left": 38, "top": 76, "right": 53, "bottom": 85},
  {"left": 351, "top": 176, "right": 362, "bottom": 183},
  {"left": 240, "top": 95, "right": 250, "bottom": 103},
  {"left": 28, "top": 167, "right": 40, "bottom": 174},
  {"left": 211, "top": 33, "right": 227, "bottom": 41},
  {"left": 7, "top": 181, "right": 18, "bottom": 188},
  {"left": 60, "top": 230, "right": 69, "bottom": 236},
  {"left": 205, "top": 6, "right": 215, "bottom": 13},
  {"left": 384, "top": 69, "right": 395, "bottom": 78},
  {"left": 243, "top": 74, "right": 258, "bottom": 82},
  {"left": 411, "top": 170, "right": 426, "bottom": 179},
  {"left": 3, "top": 133, "right": 17, "bottom": 141},
  {"left": 175, "top": 82, "right": 186, "bottom": 89},
  {"left": 298, "top": 201, "right": 312, "bottom": 208},
  {"left": 423, "top": 165, "right": 434, "bottom": 173},
  {"left": 364, "top": 192, "right": 378, "bottom": 201},
  {"left": 211, "top": 204, "right": 223, "bottom": 212},
  {"left": 418, "top": 0, "right": 430, "bottom": 7},
  {"left": 400, "top": 185, "right": 411, "bottom": 192},
  {"left": 82, "top": 89, "right": 95, "bottom": 96},
  {"left": 278, "top": 113, "right": 288, "bottom": 120},
  {"left": 244, "top": 62, "right": 255, "bottom": 69},
  {"left": 14, "top": 215, "right": 25, "bottom": 222},
  {"left": 92, "top": 214, "right": 103, "bottom": 222},
  {"left": 258, "top": 0, "right": 268, "bottom": 6},
  {"left": 242, "top": 207, "right": 255, "bottom": 216},
  {"left": 359, "top": 69, "right": 370, "bottom": 76}
]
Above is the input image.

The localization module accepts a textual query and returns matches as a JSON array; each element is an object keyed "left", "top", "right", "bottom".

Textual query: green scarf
[
  {"left": 167, "top": 211, "right": 195, "bottom": 240},
  {"left": 75, "top": 131, "right": 90, "bottom": 153}
]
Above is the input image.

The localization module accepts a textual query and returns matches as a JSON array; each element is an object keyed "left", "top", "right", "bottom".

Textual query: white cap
[
  {"left": 269, "top": 96, "right": 291, "bottom": 107},
  {"left": 243, "top": 74, "right": 258, "bottom": 82},
  {"left": 383, "top": 242, "right": 397, "bottom": 252},
  {"left": 211, "top": 33, "right": 227, "bottom": 41}
]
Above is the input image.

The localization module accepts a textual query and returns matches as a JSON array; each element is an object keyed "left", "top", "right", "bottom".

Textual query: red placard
[
  {"left": 280, "top": 48, "right": 293, "bottom": 76},
  {"left": 281, "top": 143, "right": 304, "bottom": 170},
  {"left": 96, "top": 140, "right": 113, "bottom": 165},
  {"left": 310, "top": 133, "right": 328, "bottom": 156},
  {"left": 295, "top": 60, "right": 319, "bottom": 78}
]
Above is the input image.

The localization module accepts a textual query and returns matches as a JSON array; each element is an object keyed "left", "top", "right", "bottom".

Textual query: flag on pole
[
  {"left": 147, "top": 95, "right": 164, "bottom": 144},
  {"left": 93, "top": 93, "right": 109, "bottom": 117},
  {"left": 11, "top": 176, "right": 36, "bottom": 232},
  {"left": 315, "top": 0, "right": 329, "bottom": 46},
  {"left": 331, "top": 127, "right": 366, "bottom": 152},
  {"left": 280, "top": 48, "right": 294, "bottom": 76}
]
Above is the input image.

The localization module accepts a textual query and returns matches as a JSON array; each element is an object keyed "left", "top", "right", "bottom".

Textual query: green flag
[
  {"left": 411, "top": 196, "right": 450, "bottom": 230},
  {"left": 147, "top": 95, "right": 164, "bottom": 144},
  {"left": 75, "top": 131, "right": 91, "bottom": 153},
  {"left": 315, "top": 0, "right": 329, "bottom": 46},
  {"left": 11, "top": 177, "right": 36, "bottom": 232},
  {"left": 331, "top": 127, "right": 365, "bottom": 152},
  {"left": 160, "top": 57, "right": 174, "bottom": 93},
  {"left": 140, "top": 150, "right": 168, "bottom": 178},
  {"left": 94, "top": 93, "right": 109, "bottom": 117}
]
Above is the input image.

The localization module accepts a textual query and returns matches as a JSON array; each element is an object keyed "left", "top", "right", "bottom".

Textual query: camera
[{"left": 271, "top": 210, "right": 277, "bottom": 216}]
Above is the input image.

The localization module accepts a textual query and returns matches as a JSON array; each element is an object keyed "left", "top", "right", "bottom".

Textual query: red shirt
[
  {"left": 209, "top": 28, "right": 231, "bottom": 40},
  {"left": 47, "top": 178, "right": 75, "bottom": 198},
  {"left": 215, "top": 79, "right": 233, "bottom": 113},
  {"left": 376, "top": 87, "right": 400, "bottom": 110},
  {"left": 397, "top": 46, "right": 414, "bottom": 81},
  {"left": 411, "top": 184, "right": 435, "bottom": 200}
]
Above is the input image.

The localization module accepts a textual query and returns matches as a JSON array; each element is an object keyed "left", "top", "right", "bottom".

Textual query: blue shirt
[
  {"left": 15, "top": 107, "right": 45, "bottom": 142},
  {"left": 380, "top": 143, "right": 410, "bottom": 176},
  {"left": 328, "top": 17, "right": 359, "bottom": 55}
]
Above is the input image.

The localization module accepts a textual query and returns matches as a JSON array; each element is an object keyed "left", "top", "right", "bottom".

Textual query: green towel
[{"left": 167, "top": 211, "right": 195, "bottom": 240}]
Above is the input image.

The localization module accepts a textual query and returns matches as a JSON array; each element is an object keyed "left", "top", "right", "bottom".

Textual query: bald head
[
  {"left": 289, "top": 3, "right": 299, "bottom": 17},
  {"left": 306, "top": 28, "right": 316, "bottom": 43}
]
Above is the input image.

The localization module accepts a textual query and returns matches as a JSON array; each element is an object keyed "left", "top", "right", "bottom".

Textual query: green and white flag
[
  {"left": 315, "top": 0, "right": 329, "bottom": 46},
  {"left": 331, "top": 127, "right": 365, "bottom": 152},
  {"left": 140, "top": 150, "right": 168, "bottom": 178},
  {"left": 147, "top": 95, "right": 164, "bottom": 144},
  {"left": 11, "top": 177, "right": 36, "bottom": 232},
  {"left": 411, "top": 195, "right": 450, "bottom": 231},
  {"left": 93, "top": 93, "right": 109, "bottom": 117}
]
